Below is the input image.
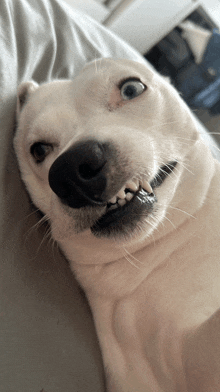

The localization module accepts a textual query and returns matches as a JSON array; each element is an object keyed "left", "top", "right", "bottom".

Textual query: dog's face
[{"left": 14, "top": 59, "right": 199, "bottom": 261}]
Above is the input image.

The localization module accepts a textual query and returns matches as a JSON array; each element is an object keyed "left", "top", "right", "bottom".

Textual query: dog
[{"left": 14, "top": 58, "right": 220, "bottom": 392}]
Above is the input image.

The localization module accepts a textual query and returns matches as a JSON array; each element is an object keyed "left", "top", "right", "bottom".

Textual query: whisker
[
  {"left": 48, "top": 235, "right": 58, "bottom": 262},
  {"left": 177, "top": 161, "right": 194, "bottom": 175},
  {"left": 169, "top": 206, "right": 196, "bottom": 219},
  {"left": 24, "top": 214, "right": 49, "bottom": 244},
  {"left": 157, "top": 202, "right": 196, "bottom": 220},
  {"left": 146, "top": 119, "right": 184, "bottom": 129},
  {"left": 22, "top": 207, "right": 42, "bottom": 222},
  {"left": 162, "top": 214, "right": 177, "bottom": 230},
  {"left": 200, "top": 138, "right": 220, "bottom": 155},
  {"left": 123, "top": 246, "right": 144, "bottom": 265},
  {"left": 141, "top": 214, "right": 160, "bottom": 232},
  {"left": 122, "top": 250, "right": 142, "bottom": 269},
  {"left": 174, "top": 136, "right": 196, "bottom": 142},
  {"left": 158, "top": 165, "right": 178, "bottom": 180},
  {"left": 35, "top": 225, "right": 52, "bottom": 255}
]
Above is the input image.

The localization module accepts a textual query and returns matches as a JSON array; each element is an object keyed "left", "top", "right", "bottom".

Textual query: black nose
[{"left": 48, "top": 140, "right": 108, "bottom": 208}]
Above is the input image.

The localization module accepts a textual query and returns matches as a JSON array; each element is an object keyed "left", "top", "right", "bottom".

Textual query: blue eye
[{"left": 120, "top": 79, "right": 146, "bottom": 100}]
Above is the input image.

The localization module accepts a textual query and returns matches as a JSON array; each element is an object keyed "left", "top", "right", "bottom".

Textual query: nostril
[
  {"left": 77, "top": 142, "right": 106, "bottom": 180},
  {"left": 79, "top": 162, "right": 105, "bottom": 180}
]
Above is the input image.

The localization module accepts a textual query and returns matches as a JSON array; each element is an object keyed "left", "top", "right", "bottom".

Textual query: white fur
[{"left": 14, "top": 59, "right": 220, "bottom": 391}]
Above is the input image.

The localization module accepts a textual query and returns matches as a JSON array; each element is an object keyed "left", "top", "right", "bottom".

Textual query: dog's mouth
[{"left": 91, "top": 161, "right": 177, "bottom": 237}]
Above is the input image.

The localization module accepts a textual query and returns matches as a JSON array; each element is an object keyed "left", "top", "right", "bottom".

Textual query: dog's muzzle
[
  {"left": 49, "top": 139, "right": 116, "bottom": 208},
  {"left": 48, "top": 139, "right": 177, "bottom": 237}
]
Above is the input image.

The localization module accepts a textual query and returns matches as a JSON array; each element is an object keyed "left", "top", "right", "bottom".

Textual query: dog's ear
[{"left": 17, "top": 81, "right": 39, "bottom": 116}]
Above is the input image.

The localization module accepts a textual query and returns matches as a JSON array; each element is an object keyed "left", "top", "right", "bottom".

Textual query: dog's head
[{"left": 14, "top": 59, "right": 200, "bottom": 261}]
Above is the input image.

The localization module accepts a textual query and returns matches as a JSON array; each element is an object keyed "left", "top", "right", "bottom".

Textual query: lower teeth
[
  {"left": 107, "top": 191, "right": 134, "bottom": 211},
  {"left": 108, "top": 203, "right": 118, "bottom": 211},
  {"left": 118, "top": 199, "right": 126, "bottom": 207},
  {"left": 107, "top": 185, "right": 153, "bottom": 212}
]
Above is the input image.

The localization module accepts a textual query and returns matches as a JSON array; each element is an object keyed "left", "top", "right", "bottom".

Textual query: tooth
[
  {"left": 118, "top": 199, "right": 126, "bottom": 207},
  {"left": 125, "top": 192, "right": 134, "bottom": 201},
  {"left": 142, "top": 180, "right": 153, "bottom": 194},
  {"left": 125, "top": 180, "right": 139, "bottom": 192},
  {"left": 117, "top": 188, "right": 126, "bottom": 199},
  {"left": 133, "top": 178, "right": 139, "bottom": 186},
  {"left": 109, "top": 196, "right": 117, "bottom": 204},
  {"left": 108, "top": 204, "right": 118, "bottom": 211}
]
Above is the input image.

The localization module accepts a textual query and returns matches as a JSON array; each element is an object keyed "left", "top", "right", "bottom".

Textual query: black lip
[
  {"left": 91, "top": 161, "right": 177, "bottom": 237},
  {"left": 91, "top": 188, "right": 156, "bottom": 237}
]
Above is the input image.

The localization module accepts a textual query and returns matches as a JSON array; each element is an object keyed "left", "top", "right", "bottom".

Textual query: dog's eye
[
  {"left": 30, "top": 142, "right": 53, "bottom": 163},
  {"left": 120, "top": 78, "right": 146, "bottom": 100}
]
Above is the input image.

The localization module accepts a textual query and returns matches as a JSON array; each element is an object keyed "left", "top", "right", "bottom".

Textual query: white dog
[{"left": 14, "top": 59, "right": 220, "bottom": 392}]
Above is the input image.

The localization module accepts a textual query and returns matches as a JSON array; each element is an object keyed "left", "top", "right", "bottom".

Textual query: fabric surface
[{"left": 0, "top": 0, "right": 219, "bottom": 391}]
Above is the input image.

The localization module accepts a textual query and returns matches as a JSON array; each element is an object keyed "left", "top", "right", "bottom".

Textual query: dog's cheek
[
  {"left": 48, "top": 198, "right": 79, "bottom": 241},
  {"left": 20, "top": 170, "right": 52, "bottom": 216}
]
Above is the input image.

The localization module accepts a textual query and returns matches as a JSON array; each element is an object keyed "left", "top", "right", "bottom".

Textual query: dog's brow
[{"left": 117, "top": 76, "right": 142, "bottom": 89}]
